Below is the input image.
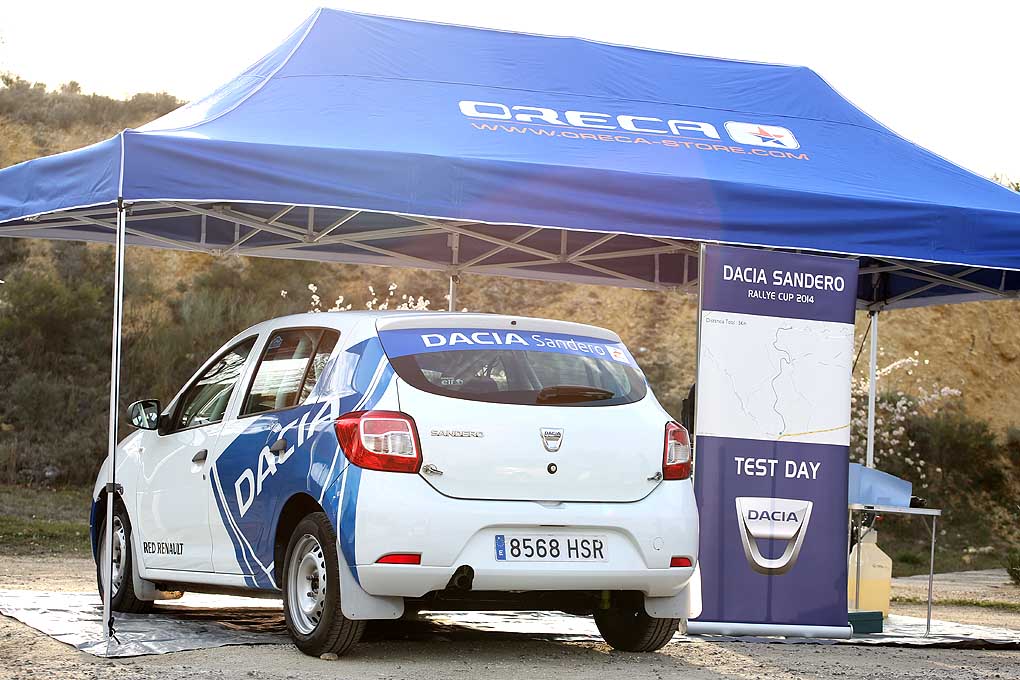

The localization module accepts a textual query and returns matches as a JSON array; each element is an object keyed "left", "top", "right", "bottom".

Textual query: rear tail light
[
  {"left": 670, "top": 556, "right": 693, "bottom": 568},
  {"left": 663, "top": 422, "right": 692, "bottom": 480},
  {"left": 334, "top": 410, "right": 422, "bottom": 473},
  {"left": 376, "top": 553, "right": 421, "bottom": 565}
]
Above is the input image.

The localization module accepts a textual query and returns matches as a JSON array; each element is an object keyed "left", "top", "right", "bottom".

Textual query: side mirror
[{"left": 127, "top": 399, "right": 162, "bottom": 431}]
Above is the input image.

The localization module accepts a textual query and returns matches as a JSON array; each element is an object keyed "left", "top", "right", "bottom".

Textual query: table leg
[
  {"left": 926, "top": 515, "right": 936, "bottom": 637},
  {"left": 854, "top": 513, "right": 862, "bottom": 610}
]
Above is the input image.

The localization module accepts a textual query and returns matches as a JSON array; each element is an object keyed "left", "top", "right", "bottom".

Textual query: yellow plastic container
[{"left": 847, "top": 529, "right": 893, "bottom": 617}]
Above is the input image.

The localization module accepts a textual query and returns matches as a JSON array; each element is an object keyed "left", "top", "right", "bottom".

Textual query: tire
[
  {"left": 282, "top": 512, "right": 365, "bottom": 657},
  {"left": 95, "top": 502, "right": 153, "bottom": 614},
  {"left": 594, "top": 594, "right": 679, "bottom": 652}
]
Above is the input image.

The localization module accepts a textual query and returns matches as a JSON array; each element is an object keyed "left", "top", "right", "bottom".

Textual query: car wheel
[
  {"left": 282, "top": 512, "right": 365, "bottom": 657},
  {"left": 594, "top": 594, "right": 679, "bottom": 652},
  {"left": 95, "top": 503, "right": 153, "bottom": 614}
]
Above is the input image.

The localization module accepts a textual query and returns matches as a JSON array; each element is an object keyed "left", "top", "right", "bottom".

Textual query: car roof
[{"left": 225, "top": 311, "right": 622, "bottom": 346}]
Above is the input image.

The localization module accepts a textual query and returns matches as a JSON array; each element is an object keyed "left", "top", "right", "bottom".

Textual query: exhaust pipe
[{"left": 445, "top": 565, "right": 474, "bottom": 591}]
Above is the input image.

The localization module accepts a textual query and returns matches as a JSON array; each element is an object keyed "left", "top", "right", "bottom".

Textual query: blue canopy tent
[
  {"left": 2, "top": 8, "right": 1019, "bottom": 642},
  {"left": 3, "top": 8, "right": 1020, "bottom": 306}
]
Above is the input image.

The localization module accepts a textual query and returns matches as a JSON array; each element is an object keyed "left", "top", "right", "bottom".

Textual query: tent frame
[
  {"left": 10, "top": 199, "right": 1014, "bottom": 309},
  {"left": 11, "top": 201, "right": 701, "bottom": 291}
]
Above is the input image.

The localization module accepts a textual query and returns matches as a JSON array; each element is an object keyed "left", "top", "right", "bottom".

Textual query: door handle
[
  {"left": 192, "top": 449, "right": 208, "bottom": 463},
  {"left": 269, "top": 438, "right": 288, "bottom": 455}
]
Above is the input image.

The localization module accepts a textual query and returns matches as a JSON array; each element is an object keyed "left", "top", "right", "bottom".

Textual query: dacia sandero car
[{"left": 92, "top": 311, "right": 699, "bottom": 656}]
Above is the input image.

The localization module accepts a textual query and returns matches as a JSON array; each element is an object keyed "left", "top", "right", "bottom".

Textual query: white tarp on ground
[
  {"left": 0, "top": 591, "right": 287, "bottom": 657},
  {"left": 2, "top": 590, "right": 1019, "bottom": 657},
  {"left": 439, "top": 611, "right": 1020, "bottom": 649}
]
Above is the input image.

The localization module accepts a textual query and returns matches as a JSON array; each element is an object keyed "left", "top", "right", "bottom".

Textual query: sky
[{"left": 1, "top": 0, "right": 1017, "bottom": 180}]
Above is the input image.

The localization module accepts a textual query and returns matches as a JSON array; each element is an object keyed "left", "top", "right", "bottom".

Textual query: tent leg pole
[
  {"left": 102, "top": 200, "right": 128, "bottom": 644},
  {"left": 865, "top": 310, "right": 879, "bottom": 468},
  {"left": 448, "top": 274, "right": 458, "bottom": 312}
]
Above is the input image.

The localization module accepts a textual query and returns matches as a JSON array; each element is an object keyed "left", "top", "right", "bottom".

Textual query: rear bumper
[
  {"left": 356, "top": 563, "right": 696, "bottom": 599},
  {"left": 348, "top": 470, "right": 699, "bottom": 599}
]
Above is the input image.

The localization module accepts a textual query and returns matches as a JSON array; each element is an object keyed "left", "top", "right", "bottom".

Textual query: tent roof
[{"left": 2, "top": 8, "right": 1019, "bottom": 309}]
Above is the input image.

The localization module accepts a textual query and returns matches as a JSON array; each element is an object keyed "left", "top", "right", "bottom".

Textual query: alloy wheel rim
[
  {"left": 100, "top": 515, "right": 127, "bottom": 598},
  {"left": 288, "top": 533, "right": 327, "bottom": 635}
]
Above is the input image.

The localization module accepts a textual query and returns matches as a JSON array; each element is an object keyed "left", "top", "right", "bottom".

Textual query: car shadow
[{"left": 152, "top": 604, "right": 715, "bottom": 666}]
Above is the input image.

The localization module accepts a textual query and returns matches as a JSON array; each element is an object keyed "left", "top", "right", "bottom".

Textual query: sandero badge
[{"left": 734, "top": 497, "right": 813, "bottom": 575}]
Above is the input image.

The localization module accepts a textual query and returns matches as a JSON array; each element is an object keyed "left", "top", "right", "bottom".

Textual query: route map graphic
[{"left": 696, "top": 310, "right": 854, "bottom": 446}]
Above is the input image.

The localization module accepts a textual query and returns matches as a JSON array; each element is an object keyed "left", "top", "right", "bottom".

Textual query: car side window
[
  {"left": 299, "top": 330, "right": 340, "bottom": 403},
  {"left": 242, "top": 328, "right": 336, "bottom": 416},
  {"left": 172, "top": 337, "right": 257, "bottom": 432}
]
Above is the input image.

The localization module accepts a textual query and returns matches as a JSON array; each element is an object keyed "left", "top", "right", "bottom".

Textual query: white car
[{"left": 92, "top": 311, "right": 699, "bottom": 656}]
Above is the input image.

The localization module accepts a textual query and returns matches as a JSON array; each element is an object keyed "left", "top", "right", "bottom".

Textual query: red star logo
[{"left": 750, "top": 126, "right": 786, "bottom": 146}]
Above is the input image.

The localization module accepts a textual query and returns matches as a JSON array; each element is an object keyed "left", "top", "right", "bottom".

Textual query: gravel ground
[{"left": 2, "top": 556, "right": 1019, "bottom": 680}]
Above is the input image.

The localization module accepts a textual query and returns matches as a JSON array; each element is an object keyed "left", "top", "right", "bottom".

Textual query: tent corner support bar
[
  {"left": 101, "top": 200, "right": 128, "bottom": 645},
  {"left": 448, "top": 274, "right": 459, "bottom": 312},
  {"left": 448, "top": 232, "right": 460, "bottom": 312},
  {"left": 865, "top": 310, "right": 879, "bottom": 468}
]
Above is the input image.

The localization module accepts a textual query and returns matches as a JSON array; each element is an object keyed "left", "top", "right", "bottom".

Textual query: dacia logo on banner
[
  {"left": 735, "top": 497, "right": 813, "bottom": 575},
  {"left": 459, "top": 100, "right": 800, "bottom": 149}
]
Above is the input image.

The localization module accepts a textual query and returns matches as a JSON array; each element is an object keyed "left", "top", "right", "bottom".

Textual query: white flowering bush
[
  {"left": 849, "top": 357, "right": 1020, "bottom": 575},
  {"left": 278, "top": 282, "right": 440, "bottom": 313},
  {"left": 846, "top": 349, "right": 1020, "bottom": 569},
  {"left": 849, "top": 351, "right": 961, "bottom": 490}
]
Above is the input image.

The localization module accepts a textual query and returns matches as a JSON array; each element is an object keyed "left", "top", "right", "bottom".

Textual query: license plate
[{"left": 494, "top": 534, "right": 608, "bottom": 562}]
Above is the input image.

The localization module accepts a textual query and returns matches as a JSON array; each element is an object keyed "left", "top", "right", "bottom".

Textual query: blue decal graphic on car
[
  {"left": 208, "top": 337, "right": 393, "bottom": 588},
  {"left": 338, "top": 464, "right": 362, "bottom": 582}
]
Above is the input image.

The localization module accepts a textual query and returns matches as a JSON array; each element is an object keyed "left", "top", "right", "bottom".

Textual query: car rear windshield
[{"left": 379, "top": 327, "right": 647, "bottom": 406}]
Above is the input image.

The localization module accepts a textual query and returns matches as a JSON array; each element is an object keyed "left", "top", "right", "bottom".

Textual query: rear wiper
[{"left": 536, "top": 385, "right": 615, "bottom": 404}]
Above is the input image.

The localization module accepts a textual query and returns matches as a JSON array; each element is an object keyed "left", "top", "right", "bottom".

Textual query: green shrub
[
  {"left": 1006, "top": 427, "right": 1020, "bottom": 467},
  {"left": 0, "top": 240, "right": 350, "bottom": 485},
  {"left": 895, "top": 550, "right": 925, "bottom": 567},
  {"left": 906, "top": 403, "right": 1005, "bottom": 496},
  {"left": 0, "top": 74, "right": 180, "bottom": 131}
]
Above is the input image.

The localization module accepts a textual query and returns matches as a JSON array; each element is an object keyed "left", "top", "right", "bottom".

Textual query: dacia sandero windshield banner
[
  {"left": 378, "top": 327, "right": 638, "bottom": 367},
  {"left": 692, "top": 244, "right": 857, "bottom": 634}
]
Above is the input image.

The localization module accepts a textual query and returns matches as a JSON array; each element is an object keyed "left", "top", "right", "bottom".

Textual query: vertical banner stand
[{"left": 687, "top": 244, "right": 856, "bottom": 639}]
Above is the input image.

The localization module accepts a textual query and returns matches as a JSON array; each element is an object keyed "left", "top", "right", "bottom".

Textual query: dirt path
[
  {"left": 893, "top": 569, "right": 1020, "bottom": 606},
  {"left": 1, "top": 556, "right": 97, "bottom": 592},
  {"left": 890, "top": 569, "right": 1020, "bottom": 631},
  {"left": 2, "top": 556, "right": 1019, "bottom": 680}
]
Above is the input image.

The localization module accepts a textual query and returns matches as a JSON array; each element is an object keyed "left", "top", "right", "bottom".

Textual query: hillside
[{"left": 1, "top": 78, "right": 1018, "bottom": 571}]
